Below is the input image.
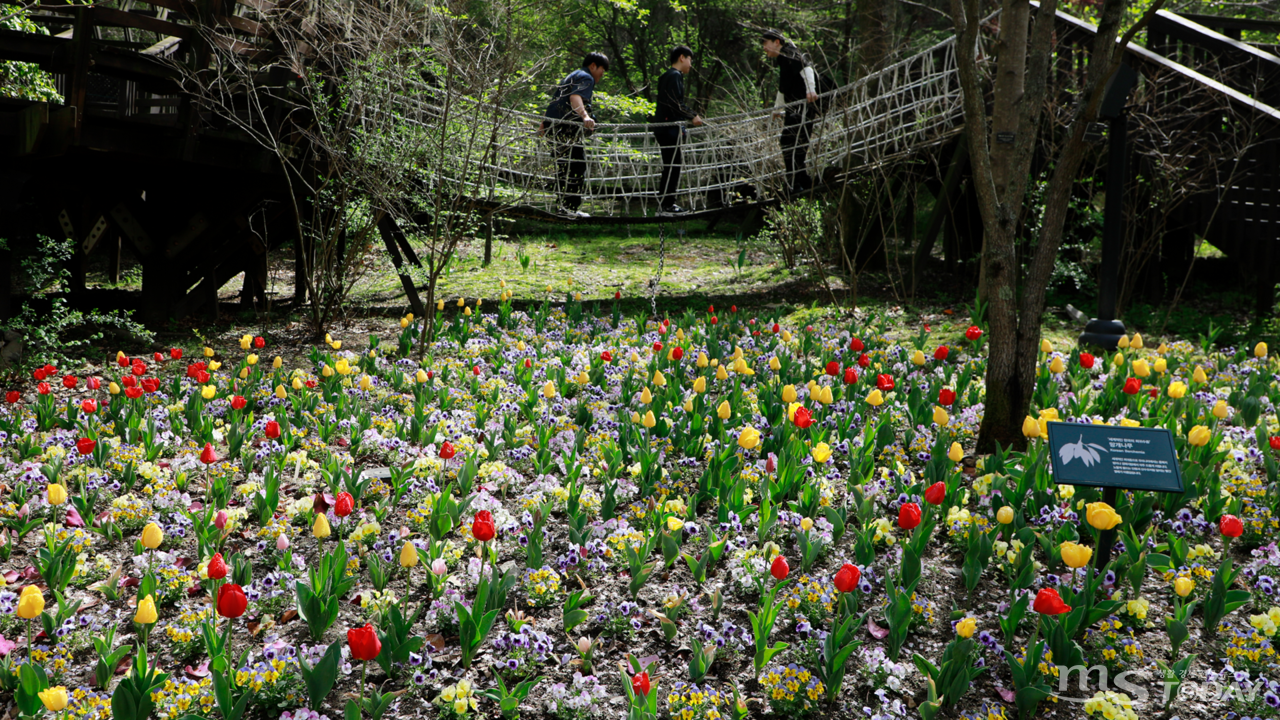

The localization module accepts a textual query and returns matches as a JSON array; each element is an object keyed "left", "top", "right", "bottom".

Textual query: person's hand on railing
[
  {"left": 806, "top": 91, "right": 818, "bottom": 103},
  {"left": 691, "top": 115, "right": 704, "bottom": 127},
  {"left": 583, "top": 116, "right": 596, "bottom": 131}
]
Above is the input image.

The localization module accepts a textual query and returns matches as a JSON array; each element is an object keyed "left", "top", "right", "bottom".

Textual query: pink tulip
[
  {"left": 431, "top": 558, "right": 447, "bottom": 575},
  {"left": 276, "top": 534, "right": 290, "bottom": 551},
  {"left": 214, "top": 511, "right": 228, "bottom": 530}
]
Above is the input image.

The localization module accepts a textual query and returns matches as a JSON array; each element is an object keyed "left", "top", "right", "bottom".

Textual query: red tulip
[
  {"left": 231, "top": 396, "right": 247, "bottom": 410},
  {"left": 898, "top": 502, "right": 921, "bottom": 530},
  {"left": 850, "top": 338, "right": 864, "bottom": 352},
  {"left": 348, "top": 624, "right": 381, "bottom": 661},
  {"left": 765, "top": 453, "right": 777, "bottom": 473},
  {"left": 214, "top": 511, "right": 228, "bottom": 530},
  {"left": 772, "top": 323, "right": 781, "bottom": 334},
  {"left": 472, "top": 510, "right": 496, "bottom": 542},
  {"left": 857, "top": 353, "right": 870, "bottom": 368},
  {"left": 125, "top": 387, "right": 144, "bottom": 399},
  {"left": 524, "top": 358, "right": 532, "bottom": 369},
  {"left": 1122, "top": 377, "right": 1141, "bottom": 395},
  {"left": 36, "top": 382, "right": 51, "bottom": 395},
  {"left": 615, "top": 291, "right": 622, "bottom": 300},
  {"left": 876, "top": 374, "right": 895, "bottom": 392},
  {"left": 43, "top": 364, "right": 55, "bottom": 376},
  {"left": 62, "top": 375, "right": 77, "bottom": 389},
  {"left": 117, "top": 355, "right": 130, "bottom": 368},
  {"left": 334, "top": 492, "right": 354, "bottom": 518},
  {"left": 708, "top": 305, "right": 714, "bottom": 313},
  {"left": 264, "top": 421, "right": 280, "bottom": 439},
  {"left": 32, "top": 368, "right": 45, "bottom": 381},
  {"left": 965, "top": 326, "right": 983, "bottom": 341},
  {"left": 1149, "top": 388, "right": 1159, "bottom": 398},
  {"left": 142, "top": 378, "right": 160, "bottom": 394},
  {"left": 200, "top": 443, "right": 218, "bottom": 465},
  {"left": 933, "top": 345, "right": 948, "bottom": 361},
  {"left": 171, "top": 348, "right": 183, "bottom": 360},
  {"left": 601, "top": 351, "right": 613, "bottom": 362},
  {"left": 709, "top": 316, "right": 717, "bottom": 325},
  {"left": 843, "top": 367, "right": 858, "bottom": 385},
  {"left": 1032, "top": 587, "right": 1072, "bottom": 615},
  {"left": 924, "top": 482, "right": 946, "bottom": 506},
  {"left": 825, "top": 361, "right": 839, "bottom": 377},
  {"left": 938, "top": 388, "right": 956, "bottom": 406},
  {"left": 439, "top": 441, "right": 456, "bottom": 460},
  {"left": 195, "top": 370, "right": 210, "bottom": 384},
  {"left": 81, "top": 399, "right": 97, "bottom": 414},
  {"left": 471, "top": 365, "right": 480, "bottom": 376},
  {"left": 1219, "top": 514, "right": 1244, "bottom": 538},
  {"left": 833, "top": 563, "right": 860, "bottom": 593},
  {"left": 154, "top": 352, "right": 164, "bottom": 363},
  {"left": 631, "top": 671, "right": 650, "bottom": 698},
  {"left": 207, "top": 552, "right": 227, "bottom": 580},
  {"left": 76, "top": 438, "right": 96, "bottom": 456},
  {"left": 131, "top": 362, "right": 146, "bottom": 376},
  {"left": 305, "top": 380, "right": 317, "bottom": 389},
  {"left": 653, "top": 341, "right": 664, "bottom": 352},
  {"left": 730, "top": 305, "right": 737, "bottom": 313},
  {"left": 217, "top": 583, "right": 248, "bottom": 619},
  {"left": 122, "top": 376, "right": 136, "bottom": 388},
  {"left": 792, "top": 406, "right": 813, "bottom": 429},
  {"left": 1269, "top": 436, "right": 1280, "bottom": 451},
  {"left": 1079, "top": 353, "right": 1095, "bottom": 369},
  {"left": 5, "top": 391, "right": 18, "bottom": 404},
  {"left": 86, "top": 378, "right": 100, "bottom": 390},
  {"left": 672, "top": 347, "right": 684, "bottom": 361},
  {"left": 254, "top": 336, "right": 265, "bottom": 349},
  {"left": 770, "top": 555, "right": 789, "bottom": 580}
]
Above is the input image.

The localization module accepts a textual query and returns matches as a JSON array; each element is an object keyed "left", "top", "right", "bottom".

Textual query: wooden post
[
  {"left": 108, "top": 235, "right": 122, "bottom": 284},
  {"left": 377, "top": 214, "right": 426, "bottom": 318},
  {"left": 1094, "top": 486, "right": 1118, "bottom": 571},
  {"left": 67, "top": 7, "right": 94, "bottom": 144}
]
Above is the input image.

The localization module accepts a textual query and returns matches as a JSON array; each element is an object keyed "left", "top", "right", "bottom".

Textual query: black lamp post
[{"left": 1079, "top": 63, "right": 1139, "bottom": 350}]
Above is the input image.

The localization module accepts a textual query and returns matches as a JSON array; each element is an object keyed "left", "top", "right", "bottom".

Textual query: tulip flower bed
[{"left": 0, "top": 303, "right": 1277, "bottom": 720}]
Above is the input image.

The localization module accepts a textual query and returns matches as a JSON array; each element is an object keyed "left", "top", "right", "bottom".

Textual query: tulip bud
[
  {"left": 432, "top": 558, "right": 448, "bottom": 575},
  {"left": 141, "top": 522, "right": 164, "bottom": 549},
  {"left": 1174, "top": 576, "right": 1194, "bottom": 597},
  {"left": 1255, "top": 342, "right": 1268, "bottom": 359},
  {"left": 640, "top": 387, "right": 653, "bottom": 404},
  {"left": 1049, "top": 356, "right": 1065, "bottom": 374},
  {"left": 642, "top": 410, "right": 656, "bottom": 428},
  {"left": 1130, "top": 333, "right": 1144, "bottom": 349},
  {"left": 1021, "top": 416, "right": 1041, "bottom": 438},
  {"left": 1117, "top": 335, "right": 1130, "bottom": 349},
  {"left": 1041, "top": 339, "right": 1052, "bottom": 353},
  {"left": 1193, "top": 366, "right": 1207, "bottom": 384},
  {"left": 717, "top": 400, "right": 731, "bottom": 420},
  {"left": 932, "top": 406, "right": 949, "bottom": 426},
  {"left": 948, "top": 442, "right": 963, "bottom": 462},
  {"left": 543, "top": 381, "right": 556, "bottom": 399},
  {"left": 1212, "top": 400, "right": 1229, "bottom": 419},
  {"left": 997, "top": 506, "right": 1014, "bottom": 524},
  {"left": 313, "top": 513, "right": 332, "bottom": 538},
  {"left": 214, "top": 511, "right": 228, "bottom": 530},
  {"left": 277, "top": 534, "right": 290, "bottom": 551},
  {"left": 400, "top": 541, "right": 419, "bottom": 568}
]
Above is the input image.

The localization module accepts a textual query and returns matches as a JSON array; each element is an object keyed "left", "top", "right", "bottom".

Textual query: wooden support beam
[
  {"left": 67, "top": 6, "right": 94, "bottom": 143},
  {"left": 108, "top": 235, "right": 123, "bottom": 284},
  {"left": 912, "top": 134, "right": 969, "bottom": 296},
  {"left": 83, "top": 215, "right": 109, "bottom": 254},
  {"left": 165, "top": 211, "right": 210, "bottom": 258},
  {"left": 110, "top": 202, "right": 154, "bottom": 256},
  {"left": 377, "top": 214, "right": 425, "bottom": 318}
]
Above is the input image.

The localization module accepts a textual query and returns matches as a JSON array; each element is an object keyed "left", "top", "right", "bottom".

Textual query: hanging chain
[{"left": 648, "top": 225, "right": 667, "bottom": 318}]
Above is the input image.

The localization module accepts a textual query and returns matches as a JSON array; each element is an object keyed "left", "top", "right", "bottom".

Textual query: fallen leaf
[
  {"left": 867, "top": 619, "right": 889, "bottom": 640},
  {"left": 997, "top": 687, "right": 1015, "bottom": 703},
  {"left": 424, "top": 633, "right": 446, "bottom": 652},
  {"left": 279, "top": 609, "right": 298, "bottom": 624},
  {"left": 185, "top": 661, "right": 210, "bottom": 679}
]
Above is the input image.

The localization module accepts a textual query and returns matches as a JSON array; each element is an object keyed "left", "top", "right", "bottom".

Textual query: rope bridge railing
[{"left": 388, "top": 31, "right": 972, "bottom": 218}]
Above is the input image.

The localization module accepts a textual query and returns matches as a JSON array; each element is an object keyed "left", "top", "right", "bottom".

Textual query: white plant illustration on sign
[{"left": 1059, "top": 435, "right": 1108, "bottom": 468}]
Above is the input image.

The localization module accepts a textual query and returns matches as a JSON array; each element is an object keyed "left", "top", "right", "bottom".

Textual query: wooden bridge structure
[{"left": 0, "top": 0, "right": 1278, "bottom": 325}]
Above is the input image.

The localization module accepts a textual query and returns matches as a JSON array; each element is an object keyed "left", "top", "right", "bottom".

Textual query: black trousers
[
  {"left": 781, "top": 110, "right": 815, "bottom": 194},
  {"left": 654, "top": 126, "right": 683, "bottom": 207},
  {"left": 550, "top": 129, "right": 587, "bottom": 210}
]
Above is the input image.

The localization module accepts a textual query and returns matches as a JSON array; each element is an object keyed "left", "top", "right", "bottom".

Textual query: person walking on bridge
[
  {"left": 652, "top": 45, "right": 704, "bottom": 217},
  {"left": 762, "top": 29, "right": 818, "bottom": 197},
  {"left": 541, "top": 52, "right": 609, "bottom": 218}
]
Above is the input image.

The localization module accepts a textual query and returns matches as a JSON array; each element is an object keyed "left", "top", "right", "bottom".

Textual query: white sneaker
[{"left": 558, "top": 206, "right": 590, "bottom": 219}]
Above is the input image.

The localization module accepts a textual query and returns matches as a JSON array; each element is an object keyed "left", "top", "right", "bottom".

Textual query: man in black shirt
[
  {"left": 652, "top": 46, "right": 704, "bottom": 216},
  {"left": 762, "top": 30, "right": 818, "bottom": 197},
  {"left": 541, "top": 52, "right": 609, "bottom": 218}
]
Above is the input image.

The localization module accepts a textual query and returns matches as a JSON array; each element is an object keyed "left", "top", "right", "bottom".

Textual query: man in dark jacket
[
  {"left": 652, "top": 45, "right": 704, "bottom": 216},
  {"left": 542, "top": 52, "right": 609, "bottom": 218},
  {"left": 762, "top": 30, "right": 818, "bottom": 196}
]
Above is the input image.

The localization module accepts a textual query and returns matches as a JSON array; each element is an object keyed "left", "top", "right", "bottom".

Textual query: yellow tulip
[
  {"left": 1132, "top": 359, "right": 1150, "bottom": 378},
  {"left": 457, "top": 297, "right": 466, "bottom": 307},
  {"left": 1085, "top": 502, "right": 1122, "bottom": 531},
  {"left": 800, "top": 517, "right": 814, "bottom": 531},
  {"left": 640, "top": 387, "right": 653, "bottom": 404},
  {"left": 463, "top": 307, "right": 472, "bottom": 317},
  {"left": 1168, "top": 382, "right": 1187, "bottom": 399},
  {"left": 715, "top": 365, "right": 729, "bottom": 381},
  {"left": 1112, "top": 352, "right": 1124, "bottom": 368},
  {"left": 415, "top": 369, "right": 429, "bottom": 384},
  {"left": 238, "top": 367, "right": 249, "bottom": 379},
  {"left": 666, "top": 516, "right": 684, "bottom": 533},
  {"left": 239, "top": 335, "right": 252, "bottom": 350},
  {"left": 1021, "top": 416, "right": 1041, "bottom": 438},
  {"left": 1060, "top": 541, "right": 1093, "bottom": 569},
  {"left": 717, "top": 401, "right": 731, "bottom": 420},
  {"left": 321, "top": 364, "right": 334, "bottom": 378},
  {"left": 400, "top": 315, "right": 412, "bottom": 329},
  {"left": 1117, "top": 335, "right": 1130, "bottom": 349},
  {"left": 782, "top": 384, "right": 797, "bottom": 403},
  {"left": 275, "top": 385, "right": 287, "bottom": 399},
  {"left": 682, "top": 397, "right": 693, "bottom": 413},
  {"left": 17, "top": 585, "right": 44, "bottom": 619},
  {"left": 817, "top": 386, "right": 833, "bottom": 405},
  {"left": 653, "top": 370, "right": 667, "bottom": 386},
  {"left": 208, "top": 360, "right": 221, "bottom": 371},
  {"left": 933, "top": 406, "right": 949, "bottom": 426},
  {"left": 1157, "top": 342, "right": 1168, "bottom": 354},
  {"left": 1174, "top": 577, "right": 1195, "bottom": 597},
  {"left": 911, "top": 350, "right": 926, "bottom": 366},
  {"left": 811, "top": 442, "right": 832, "bottom": 463},
  {"left": 1212, "top": 400, "right": 1229, "bottom": 420},
  {"left": 738, "top": 427, "right": 761, "bottom": 450},
  {"left": 1187, "top": 424, "right": 1211, "bottom": 447},
  {"left": 769, "top": 356, "right": 781, "bottom": 371},
  {"left": 292, "top": 377, "right": 305, "bottom": 390},
  {"left": 109, "top": 382, "right": 121, "bottom": 395},
  {"left": 273, "top": 356, "right": 283, "bottom": 369},
  {"left": 543, "top": 382, "right": 556, "bottom": 399},
  {"left": 38, "top": 686, "right": 68, "bottom": 712},
  {"left": 335, "top": 359, "right": 351, "bottom": 375},
  {"left": 47, "top": 483, "right": 67, "bottom": 506},
  {"left": 400, "top": 541, "right": 419, "bottom": 568},
  {"left": 577, "top": 371, "right": 590, "bottom": 385},
  {"left": 676, "top": 328, "right": 685, "bottom": 341},
  {"left": 781, "top": 330, "right": 792, "bottom": 342},
  {"left": 693, "top": 377, "right": 707, "bottom": 394},
  {"left": 642, "top": 410, "right": 657, "bottom": 428},
  {"left": 697, "top": 353, "right": 709, "bottom": 368},
  {"left": 517, "top": 341, "right": 526, "bottom": 352},
  {"left": 313, "top": 513, "right": 331, "bottom": 538},
  {"left": 1120, "top": 418, "right": 1140, "bottom": 427},
  {"left": 325, "top": 333, "right": 333, "bottom": 345},
  {"left": 1131, "top": 333, "right": 1144, "bottom": 349},
  {"left": 1193, "top": 366, "right": 1207, "bottom": 384},
  {"left": 1041, "top": 339, "right": 1052, "bottom": 353},
  {"left": 1154, "top": 358, "right": 1167, "bottom": 374},
  {"left": 948, "top": 442, "right": 963, "bottom": 462},
  {"left": 246, "top": 354, "right": 258, "bottom": 366},
  {"left": 141, "top": 522, "right": 164, "bottom": 549},
  {"left": 1255, "top": 342, "right": 1268, "bottom": 359},
  {"left": 356, "top": 375, "right": 372, "bottom": 391},
  {"left": 1049, "top": 356, "right": 1065, "bottom": 374},
  {"left": 956, "top": 617, "right": 977, "bottom": 639},
  {"left": 997, "top": 506, "right": 1014, "bottom": 525},
  {"left": 437, "top": 299, "right": 445, "bottom": 311},
  {"left": 134, "top": 594, "right": 158, "bottom": 625},
  {"left": 203, "top": 347, "right": 215, "bottom": 358},
  {"left": 866, "top": 389, "right": 884, "bottom": 407},
  {"left": 201, "top": 385, "right": 216, "bottom": 400}
]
